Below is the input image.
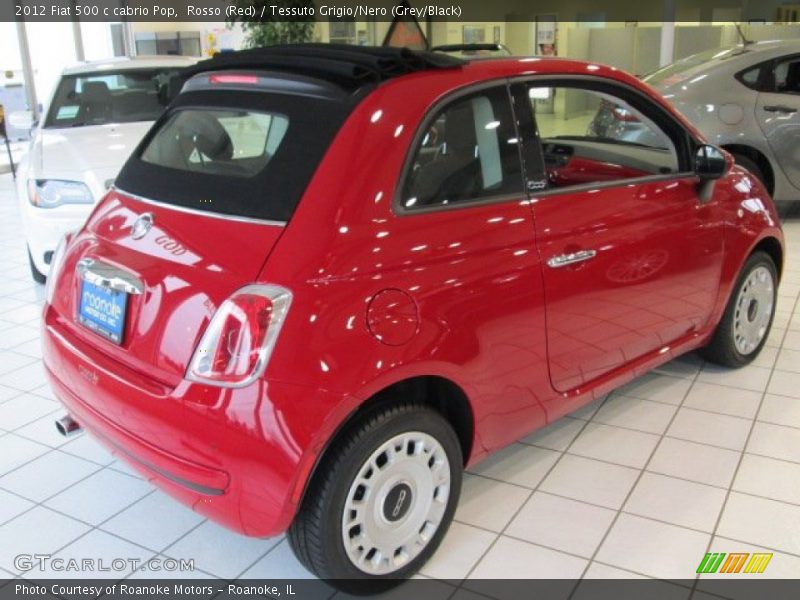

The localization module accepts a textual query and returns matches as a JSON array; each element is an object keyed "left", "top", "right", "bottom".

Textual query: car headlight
[{"left": 28, "top": 179, "right": 94, "bottom": 208}]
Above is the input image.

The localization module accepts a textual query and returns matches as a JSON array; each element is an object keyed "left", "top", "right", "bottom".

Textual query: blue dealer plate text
[{"left": 78, "top": 279, "right": 128, "bottom": 344}]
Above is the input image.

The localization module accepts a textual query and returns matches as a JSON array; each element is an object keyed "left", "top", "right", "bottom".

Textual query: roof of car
[
  {"left": 641, "top": 39, "right": 800, "bottom": 87},
  {"left": 62, "top": 55, "right": 198, "bottom": 76},
  {"left": 180, "top": 45, "right": 646, "bottom": 96},
  {"left": 182, "top": 44, "right": 465, "bottom": 89},
  {"left": 700, "top": 39, "right": 800, "bottom": 63},
  {"left": 179, "top": 50, "right": 651, "bottom": 107},
  {"left": 729, "top": 39, "right": 800, "bottom": 65},
  {"left": 740, "top": 39, "right": 800, "bottom": 52},
  {"left": 447, "top": 55, "right": 636, "bottom": 81}
]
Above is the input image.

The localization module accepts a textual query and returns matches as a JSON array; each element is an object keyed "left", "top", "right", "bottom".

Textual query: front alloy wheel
[
  {"left": 702, "top": 251, "right": 777, "bottom": 367},
  {"left": 288, "top": 403, "right": 462, "bottom": 592},
  {"left": 732, "top": 265, "right": 774, "bottom": 356}
]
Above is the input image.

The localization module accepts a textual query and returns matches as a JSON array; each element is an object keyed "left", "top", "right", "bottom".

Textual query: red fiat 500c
[{"left": 43, "top": 45, "right": 783, "bottom": 587}]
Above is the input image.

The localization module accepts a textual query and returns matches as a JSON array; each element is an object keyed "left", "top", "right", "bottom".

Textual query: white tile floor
[{"left": 0, "top": 172, "right": 799, "bottom": 588}]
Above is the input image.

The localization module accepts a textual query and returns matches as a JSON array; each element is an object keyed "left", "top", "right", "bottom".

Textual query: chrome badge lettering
[{"left": 131, "top": 213, "right": 154, "bottom": 240}]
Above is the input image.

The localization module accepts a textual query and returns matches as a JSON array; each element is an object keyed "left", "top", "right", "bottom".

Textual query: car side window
[
  {"left": 772, "top": 57, "right": 800, "bottom": 94},
  {"left": 401, "top": 86, "right": 523, "bottom": 210},
  {"left": 523, "top": 85, "right": 679, "bottom": 191},
  {"left": 737, "top": 65, "right": 762, "bottom": 90}
]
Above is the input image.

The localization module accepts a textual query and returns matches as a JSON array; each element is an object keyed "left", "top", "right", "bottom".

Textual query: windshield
[
  {"left": 643, "top": 47, "right": 740, "bottom": 85},
  {"left": 44, "top": 68, "right": 182, "bottom": 128}
]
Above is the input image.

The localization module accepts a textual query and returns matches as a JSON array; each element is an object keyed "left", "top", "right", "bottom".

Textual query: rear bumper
[
  {"left": 42, "top": 305, "right": 348, "bottom": 538},
  {"left": 47, "top": 374, "right": 230, "bottom": 495}
]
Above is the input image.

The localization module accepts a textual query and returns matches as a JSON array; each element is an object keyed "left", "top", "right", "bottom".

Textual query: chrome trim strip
[
  {"left": 112, "top": 186, "right": 288, "bottom": 227},
  {"left": 547, "top": 249, "right": 597, "bottom": 268},
  {"left": 76, "top": 257, "right": 144, "bottom": 295},
  {"left": 530, "top": 173, "right": 698, "bottom": 199}
]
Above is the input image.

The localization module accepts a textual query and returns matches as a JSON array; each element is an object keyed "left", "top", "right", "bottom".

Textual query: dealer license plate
[{"left": 77, "top": 279, "right": 128, "bottom": 344}]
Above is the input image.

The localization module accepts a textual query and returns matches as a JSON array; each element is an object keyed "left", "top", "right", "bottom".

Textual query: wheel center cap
[
  {"left": 383, "top": 483, "right": 413, "bottom": 522},
  {"left": 747, "top": 299, "right": 758, "bottom": 322}
]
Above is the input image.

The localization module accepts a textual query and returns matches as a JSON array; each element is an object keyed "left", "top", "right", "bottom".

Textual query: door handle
[
  {"left": 763, "top": 105, "right": 798, "bottom": 113},
  {"left": 76, "top": 258, "right": 144, "bottom": 295},
  {"left": 547, "top": 250, "right": 597, "bottom": 268}
]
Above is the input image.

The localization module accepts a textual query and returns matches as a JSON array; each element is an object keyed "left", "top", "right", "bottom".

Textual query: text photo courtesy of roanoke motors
[{"left": 0, "top": 0, "right": 800, "bottom": 598}]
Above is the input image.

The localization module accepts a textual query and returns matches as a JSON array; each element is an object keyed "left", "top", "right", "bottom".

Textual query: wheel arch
[
  {"left": 721, "top": 143, "right": 775, "bottom": 196},
  {"left": 700, "top": 233, "right": 784, "bottom": 367},
  {"left": 751, "top": 235, "right": 784, "bottom": 282},
  {"left": 296, "top": 375, "right": 475, "bottom": 507}
]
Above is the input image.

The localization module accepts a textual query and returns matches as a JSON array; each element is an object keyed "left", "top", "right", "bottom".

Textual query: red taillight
[
  {"left": 209, "top": 74, "right": 259, "bottom": 85},
  {"left": 187, "top": 284, "right": 292, "bottom": 388}
]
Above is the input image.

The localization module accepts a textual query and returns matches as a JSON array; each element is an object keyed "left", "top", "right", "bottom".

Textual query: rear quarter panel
[{"left": 260, "top": 70, "right": 555, "bottom": 462}]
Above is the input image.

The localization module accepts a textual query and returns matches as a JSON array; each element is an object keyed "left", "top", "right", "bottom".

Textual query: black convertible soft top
[
  {"left": 179, "top": 43, "right": 465, "bottom": 89},
  {"left": 116, "top": 45, "right": 465, "bottom": 222}
]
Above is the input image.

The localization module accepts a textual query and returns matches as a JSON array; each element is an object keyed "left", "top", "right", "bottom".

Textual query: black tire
[
  {"left": 288, "top": 402, "right": 462, "bottom": 593},
  {"left": 28, "top": 248, "right": 46, "bottom": 284},
  {"left": 732, "top": 153, "right": 766, "bottom": 189},
  {"left": 701, "top": 251, "right": 777, "bottom": 368}
]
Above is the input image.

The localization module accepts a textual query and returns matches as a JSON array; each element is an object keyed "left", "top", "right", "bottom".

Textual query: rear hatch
[
  {"left": 48, "top": 70, "right": 357, "bottom": 390},
  {"left": 51, "top": 193, "right": 285, "bottom": 387}
]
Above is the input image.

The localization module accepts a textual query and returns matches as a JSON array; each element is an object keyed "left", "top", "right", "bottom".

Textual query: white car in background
[{"left": 15, "top": 56, "right": 197, "bottom": 282}]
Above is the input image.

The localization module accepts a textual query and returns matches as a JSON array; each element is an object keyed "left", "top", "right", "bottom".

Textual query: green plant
[{"left": 227, "top": 0, "right": 316, "bottom": 48}]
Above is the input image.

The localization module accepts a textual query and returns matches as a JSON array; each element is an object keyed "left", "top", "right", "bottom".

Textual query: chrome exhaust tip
[{"left": 55, "top": 415, "right": 82, "bottom": 438}]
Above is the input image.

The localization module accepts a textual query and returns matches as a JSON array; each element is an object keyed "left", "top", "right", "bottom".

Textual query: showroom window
[
  {"left": 400, "top": 86, "right": 523, "bottom": 210},
  {"left": 134, "top": 31, "right": 202, "bottom": 57},
  {"left": 521, "top": 85, "right": 679, "bottom": 191}
]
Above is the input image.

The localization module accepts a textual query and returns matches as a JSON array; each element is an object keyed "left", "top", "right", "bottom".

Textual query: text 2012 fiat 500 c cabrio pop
[{"left": 42, "top": 45, "right": 783, "bottom": 589}]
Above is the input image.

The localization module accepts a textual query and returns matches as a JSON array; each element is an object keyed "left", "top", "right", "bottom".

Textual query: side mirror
[
  {"left": 695, "top": 144, "right": 729, "bottom": 180},
  {"left": 8, "top": 110, "right": 34, "bottom": 131}
]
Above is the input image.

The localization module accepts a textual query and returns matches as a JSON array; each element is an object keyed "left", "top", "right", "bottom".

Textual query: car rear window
[
  {"left": 140, "top": 109, "right": 289, "bottom": 178},
  {"left": 115, "top": 89, "right": 354, "bottom": 222},
  {"left": 44, "top": 69, "right": 181, "bottom": 128}
]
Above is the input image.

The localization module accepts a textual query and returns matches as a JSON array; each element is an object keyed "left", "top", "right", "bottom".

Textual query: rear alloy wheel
[
  {"left": 288, "top": 403, "right": 462, "bottom": 592},
  {"left": 702, "top": 251, "right": 777, "bottom": 367},
  {"left": 342, "top": 431, "right": 451, "bottom": 575}
]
